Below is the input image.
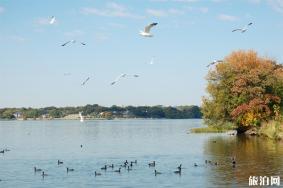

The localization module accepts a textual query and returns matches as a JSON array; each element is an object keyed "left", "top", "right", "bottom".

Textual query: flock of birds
[
  {"left": 46, "top": 16, "right": 253, "bottom": 86},
  {"left": 30, "top": 156, "right": 237, "bottom": 179}
]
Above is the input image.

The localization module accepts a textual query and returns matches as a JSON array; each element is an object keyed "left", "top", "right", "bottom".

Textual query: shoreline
[{"left": 0, "top": 118, "right": 203, "bottom": 121}]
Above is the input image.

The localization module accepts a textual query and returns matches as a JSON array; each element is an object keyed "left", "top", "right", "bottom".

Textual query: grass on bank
[
  {"left": 259, "top": 120, "right": 283, "bottom": 140},
  {"left": 190, "top": 122, "right": 236, "bottom": 133}
]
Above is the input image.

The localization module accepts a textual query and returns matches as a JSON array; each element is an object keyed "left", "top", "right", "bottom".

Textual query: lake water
[{"left": 0, "top": 119, "right": 282, "bottom": 187}]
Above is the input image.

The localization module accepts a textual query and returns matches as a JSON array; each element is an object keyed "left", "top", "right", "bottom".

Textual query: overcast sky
[{"left": 0, "top": 0, "right": 283, "bottom": 108}]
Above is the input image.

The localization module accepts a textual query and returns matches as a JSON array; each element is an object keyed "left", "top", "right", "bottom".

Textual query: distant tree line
[{"left": 0, "top": 105, "right": 202, "bottom": 120}]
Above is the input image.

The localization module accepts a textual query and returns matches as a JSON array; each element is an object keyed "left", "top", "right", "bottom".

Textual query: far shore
[{"left": 0, "top": 118, "right": 203, "bottom": 121}]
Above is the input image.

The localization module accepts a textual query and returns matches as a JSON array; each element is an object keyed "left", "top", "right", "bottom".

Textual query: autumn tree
[{"left": 202, "top": 50, "right": 283, "bottom": 132}]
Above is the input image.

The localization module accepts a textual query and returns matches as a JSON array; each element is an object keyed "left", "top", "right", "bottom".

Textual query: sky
[{"left": 0, "top": 0, "right": 283, "bottom": 108}]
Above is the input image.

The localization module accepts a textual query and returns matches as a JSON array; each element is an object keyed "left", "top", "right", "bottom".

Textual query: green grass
[
  {"left": 190, "top": 122, "right": 236, "bottom": 133},
  {"left": 190, "top": 126, "right": 232, "bottom": 133},
  {"left": 259, "top": 120, "right": 283, "bottom": 140}
]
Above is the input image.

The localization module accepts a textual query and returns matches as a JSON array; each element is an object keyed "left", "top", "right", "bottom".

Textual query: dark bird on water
[
  {"left": 155, "top": 170, "right": 162, "bottom": 176},
  {"left": 42, "top": 171, "right": 48, "bottom": 177},
  {"left": 67, "top": 167, "right": 74, "bottom": 173},
  {"left": 34, "top": 167, "right": 42, "bottom": 172},
  {"left": 101, "top": 165, "right": 107, "bottom": 170},
  {"left": 114, "top": 168, "right": 121, "bottom": 173},
  {"left": 148, "top": 161, "right": 155, "bottom": 167}
]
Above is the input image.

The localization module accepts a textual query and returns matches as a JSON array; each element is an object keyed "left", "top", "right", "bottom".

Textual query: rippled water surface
[{"left": 0, "top": 119, "right": 282, "bottom": 187}]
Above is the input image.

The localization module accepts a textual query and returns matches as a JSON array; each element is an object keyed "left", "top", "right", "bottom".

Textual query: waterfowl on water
[
  {"left": 67, "top": 167, "right": 74, "bottom": 172},
  {"left": 131, "top": 160, "right": 137, "bottom": 164},
  {"left": 108, "top": 164, "right": 114, "bottom": 168},
  {"left": 42, "top": 171, "right": 48, "bottom": 177},
  {"left": 174, "top": 169, "right": 181, "bottom": 175},
  {"left": 154, "top": 170, "right": 162, "bottom": 176},
  {"left": 0, "top": 150, "right": 4, "bottom": 154},
  {"left": 95, "top": 171, "right": 102, "bottom": 176},
  {"left": 101, "top": 165, "right": 107, "bottom": 170},
  {"left": 114, "top": 168, "right": 121, "bottom": 173},
  {"left": 194, "top": 163, "right": 198, "bottom": 167},
  {"left": 34, "top": 167, "right": 42, "bottom": 172},
  {"left": 148, "top": 161, "right": 155, "bottom": 167},
  {"left": 57, "top": 160, "right": 63, "bottom": 165}
]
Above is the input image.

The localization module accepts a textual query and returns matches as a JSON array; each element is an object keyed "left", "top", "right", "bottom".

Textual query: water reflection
[
  {"left": 0, "top": 120, "right": 282, "bottom": 187},
  {"left": 204, "top": 135, "right": 283, "bottom": 186}
]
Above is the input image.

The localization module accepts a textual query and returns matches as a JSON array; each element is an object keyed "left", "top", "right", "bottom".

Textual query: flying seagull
[
  {"left": 110, "top": 74, "right": 139, "bottom": 85},
  {"left": 81, "top": 77, "right": 90, "bottom": 86},
  {"left": 232, "top": 22, "right": 253, "bottom": 33},
  {"left": 64, "top": 72, "right": 71, "bottom": 76},
  {"left": 61, "top": 40, "right": 76, "bottom": 46},
  {"left": 49, "top": 16, "right": 56, "bottom": 24},
  {"left": 149, "top": 57, "right": 155, "bottom": 65},
  {"left": 61, "top": 40, "right": 86, "bottom": 47},
  {"left": 207, "top": 60, "right": 223, "bottom": 68},
  {"left": 110, "top": 74, "right": 127, "bottom": 85},
  {"left": 140, "top": 23, "right": 158, "bottom": 37}
]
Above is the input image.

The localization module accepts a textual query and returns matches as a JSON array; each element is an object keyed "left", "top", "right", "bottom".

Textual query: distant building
[
  {"left": 13, "top": 112, "right": 22, "bottom": 119},
  {"left": 41, "top": 114, "right": 50, "bottom": 119}
]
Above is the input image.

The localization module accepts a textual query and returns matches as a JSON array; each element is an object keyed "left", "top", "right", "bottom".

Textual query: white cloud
[
  {"left": 64, "top": 30, "right": 85, "bottom": 38},
  {"left": 146, "top": 8, "right": 186, "bottom": 17},
  {"left": 94, "top": 33, "right": 110, "bottom": 41},
  {"left": 34, "top": 17, "right": 58, "bottom": 25},
  {"left": 217, "top": 14, "right": 239, "bottom": 21},
  {"left": 0, "top": 6, "right": 4, "bottom": 13},
  {"left": 173, "top": 0, "right": 199, "bottom": 2},
  {"left": 268, "top": 0, "right": 283, "bottom": 13},
  {"left": 81, "top": 2, "right": 143, "bottom": 19},
  {"left": 8, "top": 35, "right": 27, "bottom": 43},
  {"left": 150, "top": 0, "right": 198, "bottom": 2},
  {"left": 146, "top": 9, "right": 168, "bottom": 17},
  {"left": 248, "top": 0, "right": 261, "bottom": 4},
  {"left": 34, "top": 18, "right": 50, "bottom": 25},
  {"left": 199, "top": 7, "right": 209, "bottom": 13}
]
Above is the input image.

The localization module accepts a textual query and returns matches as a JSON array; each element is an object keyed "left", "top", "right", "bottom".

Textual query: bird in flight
[
  {"left": 81, "top": 77, "right": 90, "bottom": 86},
  {"left": 139, "top": 23, "right": 158, "bottom": 37},
  {"left": 63, "top": 72, "right": 71, "bottom": 76},
  {"left": 110, "top": 74, "right": 127, "bottom": 85},
  {"left": 149, "top": 57, "right": 155, "bottom": 65},
  {"left": 110, "top": 74, "right": 139, "bottom": 85},
  {"left": 49, "top": 16, "right": 56, "bottom": 25},
  {"left": 232, "top": 22, "right": 253, "bottom": 33},
  {"left": 61, "top": 40, "right": 86, "bottom": 47},
  {"left": 207, "top": 60, "right": 223, "bottom": 68}
]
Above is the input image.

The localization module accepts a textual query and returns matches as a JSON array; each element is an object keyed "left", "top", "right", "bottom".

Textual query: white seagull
[
  {"left": 61, "top": 40, "right": 86, "bottom": 47},
  {"left": 149, "top": 57, "right": 155, "bottom": 65},
  {"left": 140, "top": 23, "right": 158, "bottom": 37},
  {"left": 49, "top": 16, "right": 56, "bottom": 24},
  {"left": 110, "top": 74, "right": 127, "bottom": 85},
  {"left": 207, "top": 60, "right": 223, "bottom": 68},
  {"left": 81, "top": 77, "right": 90, "bottom": 86},
  {"left": 110, "top": 74, "right": 139, "bottom": 85},
  {"left": 232, "top": 22, "right": 253, "bottom": 33}
]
